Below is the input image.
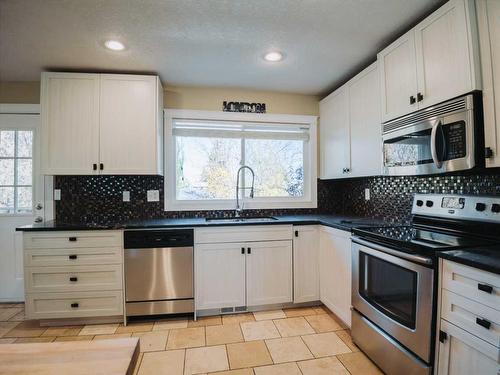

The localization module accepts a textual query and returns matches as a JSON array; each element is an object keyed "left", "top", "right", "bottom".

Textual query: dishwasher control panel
[{"left": 124, "top": 229, "right": 194, "bottom": 248}]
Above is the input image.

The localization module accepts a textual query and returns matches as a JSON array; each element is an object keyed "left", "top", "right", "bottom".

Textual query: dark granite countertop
[
  {"left": 16, "top": 214, "right": 388, "bottom": 233},
  {"left": 438, "top": 246, "right": 500, "bottom": 275}
]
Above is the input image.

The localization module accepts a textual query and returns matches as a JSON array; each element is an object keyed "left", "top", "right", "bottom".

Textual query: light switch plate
[
  {"left": 147, "top": 190, "right": 160, "bottom": 202},
  {"left": 364, "top": 188, "right": 370, "bottom": 201},
  {"left": 123, "top": 191, "right": 130, "bottom": 202},
  {"left": 54, "top": 189, "right": 61, "bottom": 201}
]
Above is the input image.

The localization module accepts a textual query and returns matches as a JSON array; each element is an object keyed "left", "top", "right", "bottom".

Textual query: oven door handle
[
  {"left": 431, "top": 120, "right": 444, "bottom": 169},
  {"left": 352, "top": 237, "right": 433, "bottom": 265}
]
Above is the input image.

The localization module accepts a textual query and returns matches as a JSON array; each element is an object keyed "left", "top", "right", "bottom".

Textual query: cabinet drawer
[
  {"left": 442, "top": 260, "right": 500, "bottom": 311},
  {"left": 195, "top": 225, "right": 292, "bottom": 244},
  {"left": 442, "top": 289, "right": 500, "bottom": 347},
  {"left": 24, "top": 231, "right": 122, "bottom": 249},
  {"left": 25, "top": 291, "right": 123, "bottom": 319},
  {"left": 25, "top": 265, "right": 123, "bottom": 293},
  {"left": 24, "top": 247, "right": 122, "bottom": 267}
]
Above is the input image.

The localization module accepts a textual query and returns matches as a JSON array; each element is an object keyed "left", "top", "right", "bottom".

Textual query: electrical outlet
[
  {"left": 54, "top": 189, "right": 61, "bottom": 201},
  {"left": 147, "top": 190, "right": 160, "bottom": 202},
  {"left": 364, "top": 188, "right": 370, "bottom": 201},
  {"left": 122, "top": 191, "right": 130, "bottom": 202}
]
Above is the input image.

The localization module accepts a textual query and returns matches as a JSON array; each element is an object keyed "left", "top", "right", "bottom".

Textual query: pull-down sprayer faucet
[{"left": 235, "top": 166, "right": 255, "bottom": 217}]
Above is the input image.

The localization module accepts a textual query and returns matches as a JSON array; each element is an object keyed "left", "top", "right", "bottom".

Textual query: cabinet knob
[
  {"left": 70, "top": 303, "right": 79, "bottom": 308},
  {"left": 69, "top": 254, "right": 77, "bottom": 260},
  {"left": 241, "top": 247, "right": 245, "bottom": 255},
  {"left": 247, "top": 247, "right": 251, "bottom": 254},
  {"left": 294, "top": 230, "right": 299, "bottom": 237},
  {"left": 410, "top": 95, "right": 416, "bottom": 105},
  {"left": 417, "top": 92, "right": 424, "bottom": 102},
  {"left": 100, "top": 163, "right": 104, "bottom": 171},
  {"left": 93, "top": 163, "right": 97, "bottom": 171},
  {"left": 68, "top": 237, "right": 77, "bottom": 242},
  {"left": 69, "top": 277, "right": 78, "bottom": 282}
]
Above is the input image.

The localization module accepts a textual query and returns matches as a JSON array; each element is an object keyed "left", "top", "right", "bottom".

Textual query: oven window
[
  {"left": 383, "top": 128, "right": 433, "bottom": 167},
  {"left": 359, "top": 252, "right": 418, "bottom": 329}
]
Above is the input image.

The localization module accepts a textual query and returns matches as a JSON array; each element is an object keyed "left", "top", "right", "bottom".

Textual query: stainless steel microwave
[{"left": 382, "top": 92, "right": 484, "bottom": 176}]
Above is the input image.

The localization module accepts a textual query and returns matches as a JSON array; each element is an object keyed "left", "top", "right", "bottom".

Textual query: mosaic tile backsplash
[{"left": 54, "top": 169, "right": 500, "bottom": 224}]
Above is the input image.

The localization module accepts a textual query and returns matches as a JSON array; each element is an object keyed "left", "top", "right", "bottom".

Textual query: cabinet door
[
  {"left": 246, "top": 241, "right": 292, "bottom": 306},
  {"left": 378, "top": 31, "right": 418, "bottom": 122},
  {"left": 293, "top": 226, "right": 319, "bottom": 303},
  {"left": 99, "top": 74, "right": 162, "bottom": 175},
  {"left": 414, "top": 0, "right": 477, "bottom": 109},
  {"left": 195, "top": 243, "right": 246, "bottom": 310},
  {"left": 319, "top": 87, "right": 350, "bottom": 179},
  {"left": 348, "top": 63, "right": 382, "bottom": 177},
  {"left": 477, "top": 0, "right": 500, "bottom": 168},
  {"left": 437, "top": 320, "right": 499, "bottom": 375},
  {"left": 41, "top": 72, "right": 100, "bottom": 174},
  {"left": 320, "top": 227, "right": 351, "bottom": 326}
]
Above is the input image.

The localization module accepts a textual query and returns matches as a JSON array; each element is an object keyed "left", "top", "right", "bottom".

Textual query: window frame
[{"left": 164, "top": 109, "right": 317, "bottom": 212}]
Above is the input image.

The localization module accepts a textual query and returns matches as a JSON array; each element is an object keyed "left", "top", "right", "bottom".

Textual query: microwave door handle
[{"left": 431, "top": 120, "right": 443, "bottom": 168}]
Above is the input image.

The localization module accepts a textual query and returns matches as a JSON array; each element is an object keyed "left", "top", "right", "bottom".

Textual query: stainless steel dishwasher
[{"left": 124, "top": 229, "right": 194, "bottom": 316}]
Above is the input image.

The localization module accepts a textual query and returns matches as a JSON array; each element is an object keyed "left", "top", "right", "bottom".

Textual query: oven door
[
  {"left": 382, "top": 111, "right": 474, "bottom": 176},
  {"left": 351, "top": 238, "right": 434, "bottom": 362}
]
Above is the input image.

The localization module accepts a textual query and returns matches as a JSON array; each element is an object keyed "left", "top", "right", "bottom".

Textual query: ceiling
[{"left": 0, "top": 0, "right": 443, "bottom": 95}]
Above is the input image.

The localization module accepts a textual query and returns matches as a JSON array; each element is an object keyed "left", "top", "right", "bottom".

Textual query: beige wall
[
  {"left": 0, "top": 81, "right": 319, "bottom": 116},
  {"left": 0, "top": 81, "right": 40, "bottom": 104},
  {"left": 164, "top": 85, "right": 319, "bottom": 115}
]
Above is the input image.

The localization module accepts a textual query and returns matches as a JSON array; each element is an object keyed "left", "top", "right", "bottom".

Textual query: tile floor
[{"left": 0, "top": 303, "right": 383, "bottom": 374}]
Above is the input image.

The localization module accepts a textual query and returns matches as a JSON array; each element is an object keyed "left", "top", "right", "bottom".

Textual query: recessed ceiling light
[
  {"left": 264, "top": 51, "right": 284, "bottom": 62},
  {"left": 104, "top": 40, "right": 125, "bottom": 51}
]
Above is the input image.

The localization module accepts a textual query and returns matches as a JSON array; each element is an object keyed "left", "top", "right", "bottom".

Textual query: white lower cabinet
[
  {"left": 195, "top": 242, "right": 246, "bottom": 310},
  {"left": 437, "top": 319, "right": 499, "bottom": 375},
  {"left": 23, "top": 230, "right": 124, "bottom": 321},
  {"left": 194, "top": 225, "right": 293, "bottom": 312},
  {"left": 293, "top": 226, "right": 320, "bottom": 303},
  {"left": 319, "top": 226, "right": 352, "bottom": 326},
  {"left": 246, "top": 241, "right": 292, "bottom": 306}
]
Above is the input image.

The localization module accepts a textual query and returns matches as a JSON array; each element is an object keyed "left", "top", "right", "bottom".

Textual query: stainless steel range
[{"left": 351, "top": 193, "right": 500, "bottom": 375}]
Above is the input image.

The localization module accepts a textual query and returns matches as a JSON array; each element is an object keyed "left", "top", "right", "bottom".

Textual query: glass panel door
[
  {"left": 383, "top": 128, "right": 433, "bottom": 167},
  {"left": 359, "top": 252, "right": 418, "bottom": 329}
]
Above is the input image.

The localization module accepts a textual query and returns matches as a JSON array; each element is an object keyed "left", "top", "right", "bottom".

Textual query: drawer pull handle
[
  {"left": 69, "top": 237, "right": 77, "bottom": 242},
  {"left": 70, "top": 303, "right": 79, "bottom": 308},
  {"left": 478, "top": 283, "right": 493, "bottom": 294},
  {"left": 69, "top": 277, "right": 78, "bottom": 282},
  {"left": 476, "top": 317, "right": 491, "bottom": 330},
  {"left": 68, "top": 255, "right": 77, "bottom": 260}
]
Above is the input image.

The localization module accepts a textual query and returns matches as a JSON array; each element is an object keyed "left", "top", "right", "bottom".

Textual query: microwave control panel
[{"left": 443, "top": 121, "right": 466, "bottom": 160}]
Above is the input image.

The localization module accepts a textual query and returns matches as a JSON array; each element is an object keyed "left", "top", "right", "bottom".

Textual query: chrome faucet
[{"left": 235, "top": 165, "right": 255, "bottom": 217}]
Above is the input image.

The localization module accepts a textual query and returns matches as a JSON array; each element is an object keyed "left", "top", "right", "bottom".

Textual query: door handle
[
  {"left": 247, "top": 247, "right": 251, "bottom": 254},
  {"left": 34, "top": 216, "right": 43, "bottom": 223},
  {"left": 410, "top": 95, "right": 416, "bottom": 105},
  {"left": 100, "top": 163, "right": 104, "bottom": 171},
  {"left": 241, "top": 247, "right": 245, "bottom": 255},
  {"left": 93, "top": 163, "right": 97, "bottom": 171},
  {"left": 430, "top": 120, "right": 444, "bottom": 169},
  {"left": 417, "top": 92, "right": 424, "bottom": 102}
]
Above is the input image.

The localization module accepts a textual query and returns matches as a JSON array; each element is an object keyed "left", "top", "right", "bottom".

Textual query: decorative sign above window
[{"left": 223, "top": 101, "right": 266, "bottom": 113}]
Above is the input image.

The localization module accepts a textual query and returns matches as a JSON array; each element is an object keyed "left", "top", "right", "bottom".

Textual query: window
[
  {"left": 0, "top": 130, "right": 33, "bottom": 214},
  {"left": 165, "top": 110, "right": 317, "bottom": 211}
]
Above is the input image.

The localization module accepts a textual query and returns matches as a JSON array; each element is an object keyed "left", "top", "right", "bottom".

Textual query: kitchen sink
[{"left": 205, "top": 216, "right": 278, "bottom": 224}]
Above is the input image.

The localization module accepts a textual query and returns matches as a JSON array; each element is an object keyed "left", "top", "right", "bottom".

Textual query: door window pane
[
  {"left": 17, "top": 131, "right": 33, "bottom": 157},
  {"left": 0, "top": 187, "right": 14, "bottom": 213},
  {"left": 359, "top": 252, "right": 418, "bottom": 329},
  {"left": 0, "top": 130, "right": 15, "bottom": 157},
  {"left": 17, "top": 187, "right": 32, "bottom": 212},
  {"left": 17, "top": 159, "right": 32, "bottom": 185},
  {"left": 0, "top": 130, "right": 34, "bottom": 214},
  {"left": 0, "top": 159, "right": 14, "bottom": 185}
]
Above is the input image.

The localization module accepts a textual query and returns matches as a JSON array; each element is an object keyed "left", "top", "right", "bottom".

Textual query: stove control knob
[
  {"left": 491, "top": 203, "right": 500, "bottom": 213},
  {"left": 426, "top": 200, "right": 434, "bottom": 207},
  {"left": 416, "top": 200, "right": 424, "bottom": 207},
  {"left": 476, "top": 202, "right": 487, "bottom": 212}
]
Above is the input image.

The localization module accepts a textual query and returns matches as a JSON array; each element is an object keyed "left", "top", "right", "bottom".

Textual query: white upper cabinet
[
  {"left": 477, "top": 0, "right": 500, "bottom": 168},
  {"left": 41, "top": 72, "right": 163, "bottom": 175},
  {"left": 378, "top": 0, "right": 480, "bottom": 123},
  {"left": 320, "top": 62, "right": 381, "bottom": 179},
  {"left": 320, "top": 87, "right": 350, "bottom": 179},
  {"left": 99, "top": 75, "right": 163, "bottom": 175},
  {"left": 41, "top": 73, "right": 100, "bottom": 175},
  {"left": 349, "top": 64, "right": 382, "bottom": 177},
  {"left": 378, "top": 31, "right": 418, "bottom": 122}
]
